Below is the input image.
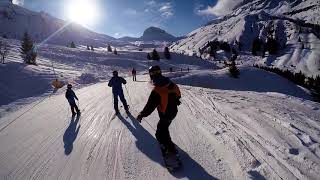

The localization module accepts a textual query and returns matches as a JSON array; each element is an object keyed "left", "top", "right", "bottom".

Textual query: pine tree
[
  {"left": 107, "top": 45, "right": 112, "bottom": 52},
  {"left": 0, "top": 40, "right": 10, "bottom": 64},
  {"left": 20, "top": 31, "right": 37, "bottom": 64},
  {"left": 229, "top": 60, "right": 240, "bottom": 78},
  {"left": 307, "top": 76, "right": 315, "bottom": 88},
  {"left": 151, "top": 49, "right": 160, "bottom": 61},
  {"left": 315, "top": 76, "right": 320, "bottom": 91},
  {"left": 164, "top": 47, "right": 171, "bottom": 59},
  {"left": 114, "top": 48, "right": 118, "bottom": 55},
  {"left": 266, "top": 37, "right": 279, "bottom": 54},
  {"left": 147, "top": 53, "right": 151, "bottom": 60},
  {"left": 70, "top": 41, "right": 76, "bottom": 48},
  {"left": 294, "top": 71, "right": 305, "bottom": 85}
]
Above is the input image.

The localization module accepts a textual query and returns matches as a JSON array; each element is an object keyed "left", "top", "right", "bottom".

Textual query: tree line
[
  {"left": 146, "top": 47, "right": 171, "bottom": 61},
  {"left": 253, "top": 65, "right": 320, "bottom": 100}
]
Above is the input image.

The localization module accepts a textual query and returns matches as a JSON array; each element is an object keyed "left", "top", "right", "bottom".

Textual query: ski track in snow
[{"left": 0, "top": 74, "right": 319, "bottom": 180}]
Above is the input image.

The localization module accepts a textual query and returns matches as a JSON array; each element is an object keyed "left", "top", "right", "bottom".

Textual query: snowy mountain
[
  {"left": 0, "top": 1, "right": 115, "bottom": 47},
  {"left": 141, "top": 27, "right": 177, "bottom": 41},
  {"left": 0, "top": 1, "right": 320, "bottom": 179},
  {"left": 119, "top": 27, "right": 178, "bottom": 42},
  {"left": 170, "top": 0, "right": 320, "bottom": 76},
  {"left": 1, "top": 36, "right": 320, "bottom": 179},
  {"left": 1, "top": 17, "right": 320, "bottom": 179}
]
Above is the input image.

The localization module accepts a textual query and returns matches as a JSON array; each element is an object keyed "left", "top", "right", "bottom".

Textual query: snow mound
[
  {"left": 0, "top": 62, "right": 52, "bottom": 106},
  {"left": 172, "top": 66, "right": 311, "bottom": 100},
  {"left": 76, "top": 73, "right": 99, "bottom": 85}
]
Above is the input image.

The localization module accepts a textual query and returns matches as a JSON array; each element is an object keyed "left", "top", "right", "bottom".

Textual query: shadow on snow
[
  {"left": 63, "top": 115, "right": 81, "bottom": 155},
  {"left": 117, "top": 113, "right": 217, "bottom": 180}
]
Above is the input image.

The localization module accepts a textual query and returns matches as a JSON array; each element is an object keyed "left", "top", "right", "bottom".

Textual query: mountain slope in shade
[
  {"left": 119, "top": 27, "right": 178, "bottom": 42},
  {"left": 170, "top": 0, "right": 320, "bottom": 77},
  {"left": 0, "top": 1, "right": 114, "bottom": 46},
  {"left": 141, "top": 27, "right": 177, "bottom": 41}
]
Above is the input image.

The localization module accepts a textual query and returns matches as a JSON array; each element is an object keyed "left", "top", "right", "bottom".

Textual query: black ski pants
[
  {"left": 113, "top": 91, "right": 128, "bottom": 112},
  {"left": 155, "top": 118, "right": 175, "bottom": 151},
  {"left": 70, "top": 103, "right": 79, "bottom": 114}
]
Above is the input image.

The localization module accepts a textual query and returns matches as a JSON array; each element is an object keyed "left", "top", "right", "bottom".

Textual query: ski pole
[
  {"left": 144, "top": 120, "right": 156, "bottom": 131},
  {"left": 124, "top": 84, "right": 132, "bottom": 106}
]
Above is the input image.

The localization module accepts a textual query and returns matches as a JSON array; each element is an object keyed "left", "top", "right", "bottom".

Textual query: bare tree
[{"left": 0, "top": 41, "right": 10, "bottom": 64}]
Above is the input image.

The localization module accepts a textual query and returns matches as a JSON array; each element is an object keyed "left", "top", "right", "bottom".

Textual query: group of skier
[{"left": 64, "top": 66, "right": 182, "bottom": 159}]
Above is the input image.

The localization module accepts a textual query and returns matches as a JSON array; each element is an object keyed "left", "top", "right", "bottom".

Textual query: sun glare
[{"left": 66, "top": 0, "right": 99, "bottom": 26}]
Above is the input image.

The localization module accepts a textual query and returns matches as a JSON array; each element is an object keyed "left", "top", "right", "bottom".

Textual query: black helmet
[
  {"left": 113, "top": 70, "right": 118, "bottom": 76},
  {"left": 149, "top": 65, "right": 161, "bottom": 75},
  {"left": 67, "top": 84, "right": 72, "bottom": 89},
  {"left": 149, "top": 65, "right": 161, "bottom": 80}
]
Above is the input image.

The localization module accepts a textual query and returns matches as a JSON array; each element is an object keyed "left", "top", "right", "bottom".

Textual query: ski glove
[{"left": 136, "top": 114, "right": 143, "bottom": 123}]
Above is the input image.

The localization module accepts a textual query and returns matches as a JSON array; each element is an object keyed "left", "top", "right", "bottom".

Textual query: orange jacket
[{"left": 139, "top": 77, "right": 181, "bottom": 120}]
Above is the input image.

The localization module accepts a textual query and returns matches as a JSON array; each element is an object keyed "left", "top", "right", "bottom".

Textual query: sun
[{"left": 66, "top": 0, "right": 99, "bottom": 26}]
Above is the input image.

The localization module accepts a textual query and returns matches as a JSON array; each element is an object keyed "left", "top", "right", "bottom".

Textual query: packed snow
[
  {"left": 0, "top": 36, "right": 320, "bottom": 179},
  {"left": 1, "top": 0, "right": 320, "bottom": 179}
]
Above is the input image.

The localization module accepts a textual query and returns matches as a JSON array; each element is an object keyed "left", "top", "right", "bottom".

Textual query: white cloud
[
  {"left": 198, "top": 0, "right": 243, "bottom": 16},
  {"left": 141, "top": 1, "right": 174, "bottom": 28},
  {"left": 145, "top": 0, "right": 156, "bottom": 6},
  {"left": 159, "top": 2, "right": 173, "bottom": 18},
  {"left": 12, "top": 0, "right": 24, "bottom": 6}
]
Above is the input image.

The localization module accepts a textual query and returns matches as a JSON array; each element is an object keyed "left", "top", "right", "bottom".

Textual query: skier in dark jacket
[
  {"left": 65, "top": 84, "right": 80, "bottom": 116},
  {"left": 132, "top": 68, "right": 137, "bottom": 81},
  {"left": 137, "top": 65, "right": 181, "bottom": 154},
  {"left": 108, "top": 71, "right": 129, "bottom": 114}
]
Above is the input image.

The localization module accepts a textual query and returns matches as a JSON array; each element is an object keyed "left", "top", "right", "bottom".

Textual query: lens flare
[{"left": 66, "top": 0, "right": 99, "bottom": 27}]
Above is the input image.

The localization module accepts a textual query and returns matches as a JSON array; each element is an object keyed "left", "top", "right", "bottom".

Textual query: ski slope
[{"left": 0, "top": 71, "right": 319, "bottom": 179}]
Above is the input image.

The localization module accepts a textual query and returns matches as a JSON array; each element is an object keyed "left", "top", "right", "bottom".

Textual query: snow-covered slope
[
  {"left": 0, "top": 1, "right": 114, "bottom": 46},
  {"left": 0, "top": 70, "right": 319, "bottom": 179},
  {"left": 0, "top": 37, "right": 215, "bottom": 107},
  {"left": 170, "top": 0, "right": 320, "bottom": 77},
  {"left": 1, "top": 29, "right": 320, "bottom": 179}
]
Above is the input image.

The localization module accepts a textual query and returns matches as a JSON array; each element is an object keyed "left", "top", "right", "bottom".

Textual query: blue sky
[{"left": 20, "top": 0, "right": 218, "bottom": 38}]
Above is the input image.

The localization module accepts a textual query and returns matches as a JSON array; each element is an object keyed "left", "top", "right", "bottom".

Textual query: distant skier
[
  {"left": 136, "top": 65, "right": 181, "bottom": 155},
  {"left": 132, "top": 68, "right": 137, "bottom": 82},
  {"left": 65, "top": 84, "right": 80, "bottom": 116},
  {"left": 108, "top": 71, "right": 129, "bottom": 114}
]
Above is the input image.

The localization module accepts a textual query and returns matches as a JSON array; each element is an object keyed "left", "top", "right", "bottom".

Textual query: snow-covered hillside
[
  {"left": 0, "top": 65, "right": 319, "bottom": 179},
  {"left": 0, "top": 1, "right": 114, "bottom": 47},
  {"left": 170, "top": 0, "right": 320, "bottom": 77},
  {"left": 1, "top": 33, "right": 320, "bottom": 179},
  {"left": 0, "top": 37, "right": 215, "bottom": 108}
]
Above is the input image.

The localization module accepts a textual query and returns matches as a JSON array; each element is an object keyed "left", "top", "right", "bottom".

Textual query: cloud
[
  {"left": 159, "top": 2, "right": 173, "bottom": 18},
  {"left": 12, "top": 0, "right": 24, "bottom": 6},
  {"left": 140, "top": 1, "right": 174, "bottom": 30},
  {"left": 198, "top": 0, "right": 243, "bottom": 16},
  {"left": 144, "top": 1, "right": 174, "bottom": 19},
  {"left": 145, "top": 0, "right": 156, "bottom": 6}
]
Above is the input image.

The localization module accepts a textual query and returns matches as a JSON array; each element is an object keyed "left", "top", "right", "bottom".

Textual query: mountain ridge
[
  {"left": 0, "top": 1, "right": 115, "bottom": 46},
  {"left": 170, "top": 0, "right": 320, "bottom": 76},
  {"left": 119, "top": 26, "right": 178, "bottom": 42}
]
